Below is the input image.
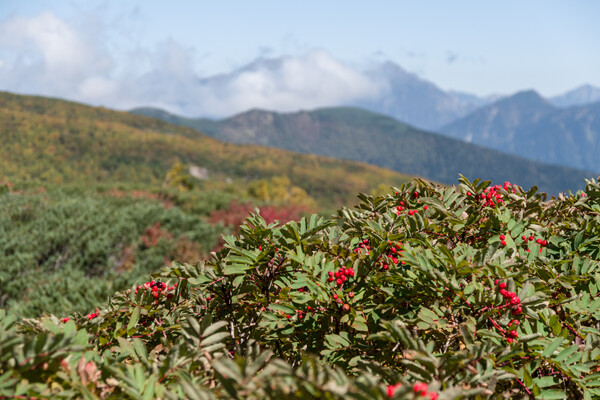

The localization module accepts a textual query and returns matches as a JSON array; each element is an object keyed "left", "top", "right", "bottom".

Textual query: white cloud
[
  {"left": 0, "top": 11, "right": 112, "bottom": 97},
  {"left": 0, "top": 11, "right": 383, "bottom": 117},
  {"left": 190, "top": 50, "right": 382, "bottom": 116}
]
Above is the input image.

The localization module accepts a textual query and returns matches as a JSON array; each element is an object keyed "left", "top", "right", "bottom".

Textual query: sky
[{"left": 1, "top": 0, "right": 599, "bottom": 117}]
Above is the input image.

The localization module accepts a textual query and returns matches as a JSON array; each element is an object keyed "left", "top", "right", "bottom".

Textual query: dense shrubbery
[
  {"left": 3, "top": 176, "right": 600, "bottom": 399},
  {"left": 0, "top": 185, "right": 224, "bottom": 317}
]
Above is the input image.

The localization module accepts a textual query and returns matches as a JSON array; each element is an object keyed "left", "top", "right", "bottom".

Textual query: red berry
[
  {"left": 500, "top": 289, "right": 509, "bottom": 297},
  {"left": 510, "top": 297, "right": 521, "bottom": 305},
  {"left": 423, "top": 205, "right": 428, "bottom": 210},
  {"left": 512, "top": 306, "right": 523, "bottom": 315},
  {"left": 333, "top": 294, "right": 338, "bottom": 300},
  {"left": 348, "top": 292, "right": 355, "bottom": 298},
  {"left": 336, "top": 278, "right": 343, "bottom": 285},
  {"left": 342, "top": 303, "right": 350, "bottom": 312},
  {"left": 500, "top": 234, "right": 505, "bottom": 240},
  {"left": 501, "top": 240, "right": 507, "bottom": 246},
  {"left": 387, "top": 383, "right": 401, "bottom": 397},
  {"left": 521, "top": 235, "right": 527, "bottom": 240},
  {"left": 429, "top": 393, "right": 439, "bottom": 400},
  {"left": 494, "top": 279, "right": 499, "bottom": 285},
  {"left": 61, "top": 317, "right": 69, "bottom": 323},
  {"left": 413, "top": 382, "right": 428, "bottom": 395},
  {"left": 498, "top": 282, "right": 507, "bottom": 289}
]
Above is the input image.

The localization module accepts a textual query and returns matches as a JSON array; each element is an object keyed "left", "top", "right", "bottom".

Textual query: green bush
[
  {"left": 3, "top": 176, "right": 600, "bottom": 399},
  {"left": 0, "top": 189, "right": 223, "bottom": 317}
]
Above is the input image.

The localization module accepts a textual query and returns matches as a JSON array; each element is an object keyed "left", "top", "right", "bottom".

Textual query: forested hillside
[
  {"left": 0, "top": 91, "right": 412, "bottom": 209},
  {"left": 132, "top": 106, "right": 596, "bottom": 195}
]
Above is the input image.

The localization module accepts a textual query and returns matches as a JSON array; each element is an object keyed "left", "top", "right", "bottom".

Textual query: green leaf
[
  {"left": 269, "top": 304, "right": 296, "bottom": 315},
  {"left": 538, "top": 389, "right": 566, "bottom": 399},
  {"left": 201, "top": 332, "right": 230, "bottom": 347},
  {"left": 553, "top": 344, "right": 579, "bottom": 362},
  {"left": 541, "top": 337, "right": 564, "bottom": 357},
  {"left": 127, "top": 305, "right": 141, "bottom": 333}
]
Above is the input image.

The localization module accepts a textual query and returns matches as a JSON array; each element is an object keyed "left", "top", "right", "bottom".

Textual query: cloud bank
[{"left": 0, "top": 11, "right": 383, "bottom": 117}]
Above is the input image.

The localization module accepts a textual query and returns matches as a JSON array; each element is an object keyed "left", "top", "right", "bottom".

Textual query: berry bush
[{"left": 3, "top": 176, "right": 600, "bottom": 399}]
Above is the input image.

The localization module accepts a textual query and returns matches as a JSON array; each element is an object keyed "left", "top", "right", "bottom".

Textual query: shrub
[{"left": 3, "top": 176, "right": 600, "bottom": 399}]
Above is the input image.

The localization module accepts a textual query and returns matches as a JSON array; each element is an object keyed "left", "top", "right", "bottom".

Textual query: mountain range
[
  {"left": 353, "top": 62, "right": 499, "bottom": 130},
  {"left": 440, "top": 90, "right": 600, "bottom": 171},
  {"left": 132, "top": 57, "right": 600, "bottom": 178},
  {"left": 177, "top": 56, "right": 599, "bottom": 132},
  {"left": 131, "top": 106, "right": 596, "bottom": 195}
]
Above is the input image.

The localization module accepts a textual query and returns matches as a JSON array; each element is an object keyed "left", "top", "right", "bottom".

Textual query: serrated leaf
[{"left": 541, "top": 337, "right": 564, "bottom": 357}]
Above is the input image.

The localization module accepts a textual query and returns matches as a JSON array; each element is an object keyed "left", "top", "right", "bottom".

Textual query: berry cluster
[
  {"left": 395, "top": 200, "right": 427, "bottom": 217},
  {"left": 285, "top": 305, "right": 319, "bottom": 320},
  {"left": 377, "top": 241, "right": 404, "bottom": 271},
  {"left": 495, "top": 280, "right": 523, "bottom": 315},
  {"left": 86, "top": 309, "right": 100, "bottom": 320},
  {"left": 386, "top": 382, "right": 438, "bottom": 399},
  {"left": 353, "top": 238, "right": 371, "bottom": 255},
  {"left": 135, "top": 280, "right": 177, "bottom": 299},
  {"left": 520, "top": 235, "right": 548, "bottom": 253},
  {"left": 328, "top": 265, "right": 355, "bottom": 287},
  {"left": 414, "top": 382, "right": 438, "bottom": 400},
  {"left": 499, "top": 234, "right": 507, "bottom": 246},
  {"left": 493, "top": 280, "right": 524, "bottom": 343},
  {"left": 479, "top": 182, "right": 513, "bottom": 208}
]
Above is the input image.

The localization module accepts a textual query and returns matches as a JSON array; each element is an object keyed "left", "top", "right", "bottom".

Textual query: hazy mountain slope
[
  {"left": 0, "top": 91, "right": 413, "bottom": 207},
  {"left": 131, "top": 106, "right": 597, "bottom": 195},
  {"left": 355, "top": 61, "right": 496, "bottom": 130},
  {"left": 440, "top": 90, "right": 600, "bottom": 171},
  {"left": 550, "top": 84, "right": 600, "bottom": 107}
]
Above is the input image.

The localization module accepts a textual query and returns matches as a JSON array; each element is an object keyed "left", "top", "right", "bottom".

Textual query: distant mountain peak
[
  {"left": 550, "top": 84, "right": 600, "bottom": 108},
  {"left": 494, "top": 89, "right": 554, "bottom": 111}
]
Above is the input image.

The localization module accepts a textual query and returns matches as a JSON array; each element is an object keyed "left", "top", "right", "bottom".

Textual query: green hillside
[
  {"left": 0, "top": 91, "right": 413, "bottom": 209},
  {"left": 132, "top": 106, "right": 598, "bottom": 195}
]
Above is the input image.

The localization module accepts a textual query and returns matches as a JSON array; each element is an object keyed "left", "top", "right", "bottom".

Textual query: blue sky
[{"left": 1, "top": 1, "right": 598, "bottom": 116}]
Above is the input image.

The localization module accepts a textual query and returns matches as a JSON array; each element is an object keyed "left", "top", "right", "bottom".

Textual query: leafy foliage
[
  {"left": 3, "top": 176, "right": 600, "bottom": 398},
  {"left": 0, "top": 186, "right": 224, "bottom": 317}
]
